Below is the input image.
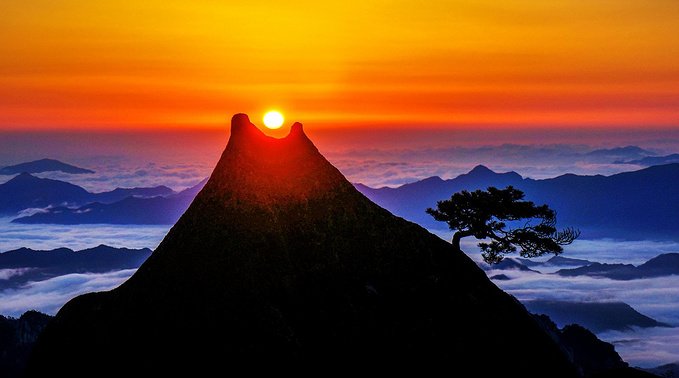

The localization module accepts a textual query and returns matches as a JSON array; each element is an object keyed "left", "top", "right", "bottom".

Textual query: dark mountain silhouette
[
  {"left": 89, "top": 185, "right": 174, "bottom": 203},
  {"left": 0, "top": 172, "right": 183, "bottom": 216},
  {"left": 353, "top": 164, "right": 524, "bottom": 230},
  {"left": 0, "top": 245, "right": 152, "bottom": 290},
  {"left": 479, "top": 257, "right": 541, "bottom": 273},
  {"left": 0, "top": 311, "right": 52, "bottom": 378},
  {"left": 556, "top": 262, "right": 638, "bottom": 280},
  {"left": 518, "top": 256, "right": 593, "bottom": 268},
  {"left": 556, "top": 253, "right": 679, "bottom": 280},
  {"left": 355, "top": 163, "right": 679, "bottom": 241},
  {"left": 12, "top": 178, "right": 207, "bottom": 224},
  {"left": 0, "top": 173, "right": 91, "bottom": 215},
  {"left": 484, "top": 256, "right": 591, "bottom": 273},
  {"left": 642, "top": 362, "right": 679, "bottom": 377},
  {"left": 532, "top": 314, "right": 628, "bottom": 376},
  {"left": 524, "top": 300, "right": 671, "bottom": 333},
  {"left": 26, "top": 114, "right": 580, "bottom": 376},
  {"left": 0, "top": 158, "right": 94, "bottom": 175},
  {"left": 615, "top": 153, "right": 679, "bottom": 166},
  {"left": 584, "top": 146, "right": 655, "bottom": 161}
]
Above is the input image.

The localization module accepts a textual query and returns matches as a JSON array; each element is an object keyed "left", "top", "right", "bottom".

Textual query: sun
[{"left": 263, "top": 111, "right": 284, "bottom": 129}]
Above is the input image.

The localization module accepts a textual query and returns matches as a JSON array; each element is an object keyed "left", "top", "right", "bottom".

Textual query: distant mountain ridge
[
  {"left": 5, "top": 161, "right": 676, "bottom": 232},
  {"left": 615, "top": 153, "right": 679, "bottom": 166},
  {"left": 0, "top": 172, "right": 202, "bottom": 222},
  {"left": 0, "top": 245, "right": 152, "bottom": 290},
  {"left": 12, "top": 178, "right": 207, "bottom": 225},
  {"left": 525, "top": 300, "right": 671, "bottom": 333},
  {"left": 0, "top": 173, "right": 91, "bottom": 215},
  {"left": 355, "top": 163, "right": 679, "bottom": 241},
  {"left": 0, "top": 159, "right": 94, "bottom": 175},
  {"left": 482, "top": 252, "right": 679, "bottom": 281},
  {"left": 555, "top": 253, "right": 679, "bottom": 280}
]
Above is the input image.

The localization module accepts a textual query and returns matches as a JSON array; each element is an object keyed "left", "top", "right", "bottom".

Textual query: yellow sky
[{"left": 1, "top": 0, "right": 678, "bottom": 130}]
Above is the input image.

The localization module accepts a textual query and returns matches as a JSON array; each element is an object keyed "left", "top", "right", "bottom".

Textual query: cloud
[
  {"left": 33, "top": 160, "right": 213, "bottom": 193},
  {"left": 16, "top": 206, "right": 53, "bottom": 218},
  {"left": 325, "top": 143, "right": 674, "bottom": 188},
  {"left": 0, "top": 268, "right": 33, "bottom": 281},
  {"left": 0, "top": 217, "right": 170, "bottom": 252},
  {"left": 472, "top": 245, "right": 679, "bottom": 368},
  {"left": 0, "top": 269, "right": 135, "bottom": 318},
  {"left": 598, "top": 327, "right": 679, "bottom": 369},
  {"left": 445, "top": 236, "right": 679, "bottom": 368}
]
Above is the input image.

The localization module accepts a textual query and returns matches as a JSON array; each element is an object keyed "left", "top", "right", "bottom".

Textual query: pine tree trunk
[{"left": 451, "top": 230, "right": 473, "bottom": 252}]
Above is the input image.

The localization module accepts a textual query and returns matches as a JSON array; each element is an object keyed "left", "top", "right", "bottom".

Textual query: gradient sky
[{"left": 1, "top": 0, "right": 678, "bottom": 130}]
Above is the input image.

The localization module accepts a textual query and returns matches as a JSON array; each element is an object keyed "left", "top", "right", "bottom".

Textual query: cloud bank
[
  {"left": 0, "top": 269, "right": 135, "bottom": 318},
  {"left": 470, "top": 240, "right": 679, "bottom": 368},
  {"left": 0, "top": 218, "right": 170, "bottom": 252},
  {"left": 325, "top": 143, "right": 678, "bottom": 188}
]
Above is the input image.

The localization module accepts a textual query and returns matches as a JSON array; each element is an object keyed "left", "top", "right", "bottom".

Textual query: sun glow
[{"left": 263, "top": 111, "right": 284, "bottom": 129}]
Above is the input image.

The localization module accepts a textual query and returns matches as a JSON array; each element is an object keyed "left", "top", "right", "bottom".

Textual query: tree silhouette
[{"left": 426, "top": 186, "right": 580, "bottom": 264}]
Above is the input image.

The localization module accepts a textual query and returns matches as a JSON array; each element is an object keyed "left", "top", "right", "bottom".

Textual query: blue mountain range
[
  {"left": 355, "top": 163, "right": 679, "bottom": 241},
  {"left": 0, "top": 158, "right": 94, "bottom": 175}
]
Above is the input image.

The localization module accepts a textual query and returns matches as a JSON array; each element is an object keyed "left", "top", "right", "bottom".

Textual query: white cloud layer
[
  {"left": 0, "top": 269, "right": 135, "bottom": 318},
  {"left": 0, "top": 217, "right": 170, "bottom": 252},
  {"left": 472, "top": 244, "right": 679, "bottom": 368},
  {"left": 598, "top": 327, "right": 679, "bottom": 369}
]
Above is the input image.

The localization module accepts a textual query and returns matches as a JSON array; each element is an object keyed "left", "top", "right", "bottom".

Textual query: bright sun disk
[{"left": 263, "top": 111, "right": 284, "bottom": 129}]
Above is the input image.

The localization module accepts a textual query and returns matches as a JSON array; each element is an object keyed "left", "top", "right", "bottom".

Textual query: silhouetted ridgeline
[
  {"left": 556, "top": 253, "right": 679, "bottom": 280},
  {"left": 532, "top": 314, "right": 628, "bottom": 377},
  {"left": 0, "top": 311, "right": 52, "bottom": 378},
  {"left": 526, "top": 300, "right": 671, "bottom": 333},
  {"left": 27, "top": 114, "right": 587, "bottom": 376}
]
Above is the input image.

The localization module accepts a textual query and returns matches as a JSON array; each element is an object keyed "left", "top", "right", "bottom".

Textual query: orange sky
[{"left": 1, "top": 0, "right": 678, "bottom": 131}]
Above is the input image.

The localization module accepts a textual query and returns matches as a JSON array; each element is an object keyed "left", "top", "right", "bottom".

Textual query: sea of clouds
[{"left": 460, "top": 237, "right": 679, "bottom": 368}]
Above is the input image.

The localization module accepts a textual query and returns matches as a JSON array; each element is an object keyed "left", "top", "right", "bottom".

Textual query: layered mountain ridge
[
  {"left": 356, "top": 162, "right": 679, "bottom": 240},
  {"left": 27, "top": 114, "right": 579, "bottom": 376}
]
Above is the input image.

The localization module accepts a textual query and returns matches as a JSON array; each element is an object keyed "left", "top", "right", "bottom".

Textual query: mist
[
  {"left": 0, "top": 218, "right": 169, "bottom": 252},
  {"left": 0, "top": 269, "right": 135, "bottom": 318},
  {"left": 469, "top": 240, "right": 679, "bottom": 368}
]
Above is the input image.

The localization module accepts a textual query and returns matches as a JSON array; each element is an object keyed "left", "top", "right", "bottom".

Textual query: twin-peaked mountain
[
  {"left": 27, "top": 114, "right": 579, "bottom": 376},
  {"left": 356, "top": 163, "right": 679, "bottom": 240}
]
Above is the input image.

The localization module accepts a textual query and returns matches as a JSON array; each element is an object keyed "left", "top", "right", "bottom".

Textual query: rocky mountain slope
[{"left": 27, "top": 114, "right": 586, "bottom": 376}]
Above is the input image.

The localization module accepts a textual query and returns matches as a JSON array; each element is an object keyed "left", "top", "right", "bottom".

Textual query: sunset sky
[{"left": 1, "top": 0, "right": 678, "bottom": 131}]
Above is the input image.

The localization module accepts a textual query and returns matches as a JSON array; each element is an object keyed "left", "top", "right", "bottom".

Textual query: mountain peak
[
  {"left": 229, "top": 113, "right": 310, "bottom": 146},
  {"left": 212, "top": 113, "right": 347, "bottom": 204},
  {"left": 0, "top": 158, "right": 94, "bottom": 175},
  {"left": 229, "top": 113, "right": 261, "bottom": 140},
  {"left": 468, "top": 164, "right": 495, "bottom": 175},
  {"left": 6, "top": 172, "right": 39, "bottom": 184}
]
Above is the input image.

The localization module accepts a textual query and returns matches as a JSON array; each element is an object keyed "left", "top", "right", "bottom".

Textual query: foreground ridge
[{"left": 27, "top": 114, "right": 577, "bottom": 376}]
